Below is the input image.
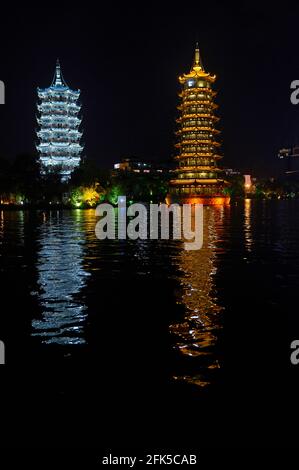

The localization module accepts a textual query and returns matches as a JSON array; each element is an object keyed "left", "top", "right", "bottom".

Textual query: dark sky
[{"left": 1, "top": 2, "right": 299, "bottom": 175}]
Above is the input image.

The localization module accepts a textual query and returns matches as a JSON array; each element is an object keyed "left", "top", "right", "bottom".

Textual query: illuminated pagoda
[
  {"left": 36, "top": 60, "right": 83, "bottom": 181},
  {"left": 168, "top": 44, "right": 229, "bottom": 205}
]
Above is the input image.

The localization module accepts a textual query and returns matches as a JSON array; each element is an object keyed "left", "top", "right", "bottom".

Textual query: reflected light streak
[
  {"left": 170, "top": 206, "right": 225, "bottom": 387},
  {"left": 31, "top": 211, "right": 89, "bottom": 345}
]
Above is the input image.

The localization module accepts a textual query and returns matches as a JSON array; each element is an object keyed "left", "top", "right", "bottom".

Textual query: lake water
[{"left": 1, "top": 200, "right": 299, "bottom": 448}]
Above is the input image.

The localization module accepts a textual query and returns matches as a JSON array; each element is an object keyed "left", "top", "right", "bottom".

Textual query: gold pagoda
[{"left": 168, "top": 44, "right": 229, "bottom": 205}]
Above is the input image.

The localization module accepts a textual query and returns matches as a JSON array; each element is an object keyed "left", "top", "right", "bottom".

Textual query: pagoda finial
[
  {"left": 193, "top": 42, "right": 203, "bottom": 70},
  {"left": 52, "top": 58, "right": 67, "bottom": 87}
]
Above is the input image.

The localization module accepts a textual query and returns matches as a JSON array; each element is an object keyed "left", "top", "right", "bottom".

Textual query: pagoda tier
[
  {"left": 168, "top": 45, "right": 229, "bottom": 205},
  {"left": 36, "top": 60, "right": 83, "bottom": 180}
]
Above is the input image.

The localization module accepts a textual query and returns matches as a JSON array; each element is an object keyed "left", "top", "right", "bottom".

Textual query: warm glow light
[
  {"left": 82, "top": 187, "right": 99, "bottom": 205},
  {"left": 244, "top": 175, "right": 252, "bottom": 189},
  {"left": 174, "top": 196, "right": 230, "bottom": 206}
]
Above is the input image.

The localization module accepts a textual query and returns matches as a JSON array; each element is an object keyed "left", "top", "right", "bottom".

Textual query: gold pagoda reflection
[
  {"left": 244, "top": 198, "right": 253, "bottom": 252},
  {"left": 170, "top": 206, "right": 226, "bottom": 386}
]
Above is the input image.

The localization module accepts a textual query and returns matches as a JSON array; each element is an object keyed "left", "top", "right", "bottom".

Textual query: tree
[{"left": 11, "top": 153, "right": 41, "bottom": 202}]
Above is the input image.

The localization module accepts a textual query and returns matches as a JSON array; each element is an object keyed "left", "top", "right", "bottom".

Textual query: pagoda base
[{"left": 166, "top": 194, "right": 230, "bottom": 206}]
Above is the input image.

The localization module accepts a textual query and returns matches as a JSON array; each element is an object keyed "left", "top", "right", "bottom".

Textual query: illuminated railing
[
  {"left": 178, "top": 139, "right": 220, "bottom": 146},
  {"left": 179, "top": 87, "right": 217, "bottom": 96},
  {"left": 177, "top": 165, "right": 221, "bottom": 171},
  {"left": 181, "top": 113, "right": 219, "bottom": 120},
  {"left": 176, "top": 126, "right": 219, "bottom": 134}
]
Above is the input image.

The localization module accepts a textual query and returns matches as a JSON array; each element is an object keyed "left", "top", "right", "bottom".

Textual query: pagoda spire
[
  {"left": 192, "top": 42, "right": 204, "bottom": 71},
  {"left": 52, "top": 58, "right": 67, "bottom": 87}
]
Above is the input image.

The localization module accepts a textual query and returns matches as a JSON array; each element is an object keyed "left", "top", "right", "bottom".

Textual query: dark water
[{"left": 1, "top": 200, "right": 299, "bottom": 448}]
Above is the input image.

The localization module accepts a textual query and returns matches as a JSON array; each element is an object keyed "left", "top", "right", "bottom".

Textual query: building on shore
[
  {"left": 223, "top": 168, "right": 241, "bottom": 177},
  {"left": 168, "top": 44, "right": 229, "bottom": 205},
  {"left": 36, "top": 60, "right": 83, "bottom": 181},
  {"left": 113, "top": 157, "right": 173, "bottom": 175},
  {"left": 278, "top": 146, "right": 299, "bottom": 179}
]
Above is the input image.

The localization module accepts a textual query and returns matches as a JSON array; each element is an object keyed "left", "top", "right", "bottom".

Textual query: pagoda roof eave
[
  {"left": 170, "top": 178, "right": 221, "bottom": 185},
  {"left": 38, "top": 86, "right": 80, "bottom": 95},
  {"left": 179, "top": 69, "right": 216, "bottom": 83}
]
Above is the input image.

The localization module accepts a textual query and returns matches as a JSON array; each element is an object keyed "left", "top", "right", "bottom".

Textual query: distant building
[
  {"left": 113, "top": 157, "right": 173, "bottom": 175},
  {"left": 244, "top": 174, "right": 252, "bottom": 190},
  {"left": 36, "top": 60, "right": 83, "bottom": 181},
  {"left": 278, "top": 146, "right": 299, "bottom": 176},
  {"left": 223, "top": 168, "right": 241, "bottom": 176}
]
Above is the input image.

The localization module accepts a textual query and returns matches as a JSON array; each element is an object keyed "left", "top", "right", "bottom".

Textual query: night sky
[{"left": 1, "top": 3, "right": 299, "bottom": 176}]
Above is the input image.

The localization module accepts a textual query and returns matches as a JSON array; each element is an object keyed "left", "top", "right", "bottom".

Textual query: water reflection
[
  {"left": 244, "top": 198, "right": 253, "bottom": 252},
  {"left": 170, "top": 206, "right": 225, "bottom": 387},
  {"left": 0, "top": 211, "right": 4, "bottom": 242},
  {"left": 31, "top": 210, "right": 89, "bottom": 345},
  {"left": 1, "top": 201, "right": 298, "bottom": 400}
]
